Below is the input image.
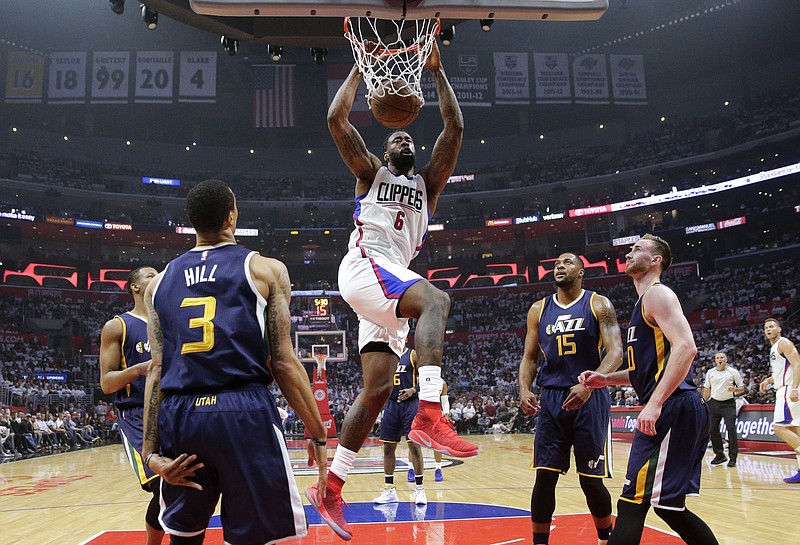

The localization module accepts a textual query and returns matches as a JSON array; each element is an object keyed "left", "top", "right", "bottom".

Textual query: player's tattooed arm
[
  {"left": 142, "top": 280, "right": 164, "bottom": 458},
  {"left": 328, "top": 65, "right": 381, "bottom": 183},
  {"left": 594, "top": 295, "right": 624, "bottom": 375},
  {"left": 264, "top": 259, "right": 329, "bottom": 455}
]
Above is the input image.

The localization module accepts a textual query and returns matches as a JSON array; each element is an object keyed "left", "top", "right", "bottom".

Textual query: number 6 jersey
[
  {"left": 152, "top": 243, "right": 273, "bottom": 393},
  {"left": 347, "top": 166, "right": 429, "bottom": 267}
]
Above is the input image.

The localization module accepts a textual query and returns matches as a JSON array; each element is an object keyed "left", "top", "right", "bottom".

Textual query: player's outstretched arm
[
  {"left": 254, "top": 256, "right": 328, "bottom": 491},
  {"left": 327, "top": 64, "right": 382, "bottom": 186},
  {"left": 420, "top": 40, "right": 464, "bottom": 203},
  {"left": 518, "top": 301, "right": 543, "bottom": 416}
]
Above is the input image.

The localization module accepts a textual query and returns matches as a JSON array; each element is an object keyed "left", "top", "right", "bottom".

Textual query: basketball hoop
[
  {"left": 313, "top": 352, "right": 328, "bottom": 380},
  {"left": 344, "top": 17, "right": 440, "bottom": 105}
]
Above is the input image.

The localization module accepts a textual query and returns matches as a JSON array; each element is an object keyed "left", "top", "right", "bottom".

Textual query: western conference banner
[
  {"left": 421, "top": 52, "right": 492, "bottom": 107},
  {"left": 493, "top": 52, "right": 530, "bottom": 105},
  {"left": 572, "top": 54, "right": 609, "bottom": 104},
  {"left": 4, "top": 51, "right": 46, "bottom": 103},
  {"left": 532, "top": 53, "right": 571, "bottom": 104},
  {"left": 610, "top": 54, "right": 647, "bottom": 104}
]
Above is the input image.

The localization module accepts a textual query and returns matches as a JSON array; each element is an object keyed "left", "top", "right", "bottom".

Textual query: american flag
[{"left": 253, "top": 65, "right": 295, "bottom": 128}]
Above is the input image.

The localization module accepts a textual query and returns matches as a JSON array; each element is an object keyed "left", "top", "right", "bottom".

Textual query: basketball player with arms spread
[{"left": 307, "top": 39, "right": 477, "bottom": 541}]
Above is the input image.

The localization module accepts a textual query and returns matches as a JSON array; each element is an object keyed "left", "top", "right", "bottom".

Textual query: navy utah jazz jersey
[
  {"left": 538, "top": 290, "right": 602, "bottom": 388},
  {"left": 389, "top": 348, "right": 417, "bottom": 402},
  {"left": 626, "top": 283, "right": 696, "bottom": 404},
  {"left": 114, "top": 312, "right": 151, "bottom": 408},
  {"left": 153, "top": 244, "right": 273, "bottom": 393}
]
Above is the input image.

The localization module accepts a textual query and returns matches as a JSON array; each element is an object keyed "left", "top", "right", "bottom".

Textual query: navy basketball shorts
[
  {"left": 380, "top": 398, "right": 420, "bottom": 443},
  {"left": 157, "top": 384, "right": 307, "bottom": 544},
  {"left": 118, "top": 406, "right": 158, "bottom": 488},
  {"left": 533, "top": 387, "right": 613, "bottom": 477},
  {"left": 620, "top": 391, "right": 709, "bottom": 510}
]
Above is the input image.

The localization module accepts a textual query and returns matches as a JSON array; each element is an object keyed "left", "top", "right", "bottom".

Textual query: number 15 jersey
[
  {"left": 537, "top": 290, "right": 602, "bottom": 388},
  {"left": 152, "top": 243, "right": 273, "bottom": 394}
]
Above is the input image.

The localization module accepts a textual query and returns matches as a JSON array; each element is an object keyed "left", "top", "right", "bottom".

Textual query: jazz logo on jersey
[
  {"left": 626, "top": 326, "right": 638, "bottom": 344},
  {"left": 135, "top": 341, "right": 150, "bottom": 354},
  {"left": 545, "top": 314, "right": 586, "bottom": 336}
]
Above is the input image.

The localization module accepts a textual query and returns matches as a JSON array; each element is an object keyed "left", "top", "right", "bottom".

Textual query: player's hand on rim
[
  {"left": 151, "top": 452, "right": 204, "bottom": 490},
  {"left": 424, "top": 38, "right": 441, "bottom": 70}
]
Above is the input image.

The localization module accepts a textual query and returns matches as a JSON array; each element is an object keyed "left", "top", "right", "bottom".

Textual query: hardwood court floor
[{"left": 1, "top": 433, "right": 797, "bottom": 545}]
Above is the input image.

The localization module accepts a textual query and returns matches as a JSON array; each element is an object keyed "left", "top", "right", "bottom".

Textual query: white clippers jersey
[
  {"left": 771, "top": 337, "right": 793, "bottom": 389},
  {"left": 347, "top": 166, "right": 429, "bottom": 266}
]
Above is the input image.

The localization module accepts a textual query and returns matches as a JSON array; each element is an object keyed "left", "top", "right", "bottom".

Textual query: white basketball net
[{"left": 344, "top": 17, "right": 440, "bottom": 105}]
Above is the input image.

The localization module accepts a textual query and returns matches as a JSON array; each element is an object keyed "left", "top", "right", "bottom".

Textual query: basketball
[{"left": 369, "top": 79, "right": 422, "bottom": 129}]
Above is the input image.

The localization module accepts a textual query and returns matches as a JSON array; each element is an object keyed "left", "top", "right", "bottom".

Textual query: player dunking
[
  {"left": 308, "top": 39, "right": 477, "bottom": 541},
  {"left": 759, "top": 317, "right": 800, "bottom": 482},
  {"left": 518, "top": 252, "right": 623, "bottom": 545},
  {"left": 580, "top": 235, "right": 718, "bottom": 545},
  {"left": 141, "top": 180, "right": 328, "bottom": 545},
  {"left": 373, "top": 347, "right": 428, "bottom": 507},
  {"left": 99, "top": 266, "right": 164, "bottom": 545}
]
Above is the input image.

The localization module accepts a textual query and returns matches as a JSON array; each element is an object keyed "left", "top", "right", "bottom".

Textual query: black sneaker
[
  {"left": 710, "top": 454, "right": 728, "bottom": 465},
  {"left": 727, "top": 460, "right": 736, "bottom": 468}
]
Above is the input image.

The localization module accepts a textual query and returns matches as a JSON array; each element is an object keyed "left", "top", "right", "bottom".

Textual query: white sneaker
[
  {"left": 373, "top": 487, "right": 399, "bottom": 504},
  {"left": 414, "top": 487, "right": 428, "bottom": 505}
]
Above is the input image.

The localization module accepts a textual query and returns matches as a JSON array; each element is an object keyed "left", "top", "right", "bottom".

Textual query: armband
[
  {"left": 144, "top": 452, "right": 156, "bottom": 469},
  {"left": 310, "top": 437, "right": 327, "bottom": 447}
]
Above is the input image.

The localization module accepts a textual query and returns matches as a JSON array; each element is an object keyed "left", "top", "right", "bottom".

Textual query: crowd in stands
[{"left": 4, "top": 84, "right": 799, "bottom": 224}]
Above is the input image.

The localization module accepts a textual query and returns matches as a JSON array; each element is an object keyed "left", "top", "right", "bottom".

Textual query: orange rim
[{"left": 343, "top": 17, "right": 440, "bottom": 55}]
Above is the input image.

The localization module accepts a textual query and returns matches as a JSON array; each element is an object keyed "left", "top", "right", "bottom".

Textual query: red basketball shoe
[
  {"left": 409, "top": 409, "right": 479, "bottom": 458},
  {"left": 305, "top": 484, "right": 352, "bottom": 541}
]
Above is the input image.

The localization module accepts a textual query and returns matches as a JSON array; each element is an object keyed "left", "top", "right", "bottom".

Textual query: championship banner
[
  {"left": 572, "top": 54, "right": 609, "bottom": 104},
  {"left": 421, "top": 52, "right": 491, "bottom": 107},
  {"left": 134, "top": 51, "right": 174, "bottom": 103},
  {"left": 48, "top": 52, "right": 87, "bottom": 104},
  {"left": 493, "top": 52, "right": 530, "bottom": 105},
  {"left": 178, "top": 51, "right": 217, "bottom": 103},
  {"left": 91, "top": 51, "right": 130, "bottom": 104},
  {"left": 327, "top": 64, "right": 372, "bottom": 126},
  {"left": 5, "top": 51, "right": 45, "bottom": 103},
  {"left": 610, "top": 54, "right": 647, "bottom": 105},
  {"left": 532, "top": 53, "right": 571, "bottom": 104}
]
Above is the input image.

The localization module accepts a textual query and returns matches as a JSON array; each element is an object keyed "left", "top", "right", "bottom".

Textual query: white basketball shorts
[
  {"left": 773, "top": 386, "right": 800, "bottom": 426},
  {"left": 338, "top": 249, "right": 424, "bottom": 357}
]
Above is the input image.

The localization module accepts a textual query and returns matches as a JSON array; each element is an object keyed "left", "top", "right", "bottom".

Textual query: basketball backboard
[
  {"left": 189, "top": 0, "right": 609, "bottom": 21},
  {"left": 295, "top": 330, "right": 347, "bottom": 363}
]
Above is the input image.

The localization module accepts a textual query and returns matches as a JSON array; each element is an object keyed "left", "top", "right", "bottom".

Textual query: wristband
[
  {"left": 144, "top": 452, "right": 156, "bottom": 468},
  {"left": 310, "top": 437, "right": 327, "bottom": 447}
]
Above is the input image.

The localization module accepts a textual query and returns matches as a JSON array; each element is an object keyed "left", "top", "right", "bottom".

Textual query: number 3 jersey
[
  {"left": 152, "top": 243, "right": 273, "bottom": 394},
  {"left": 537, "top": 290, "right": 602, "bottom": 388},
  {"left": 347, "top": 166, "right": 429, "bottom": 267}
]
